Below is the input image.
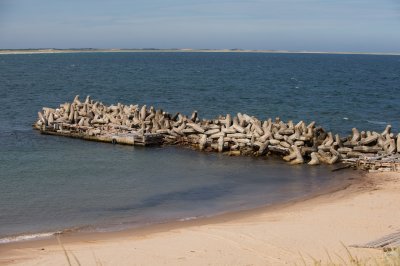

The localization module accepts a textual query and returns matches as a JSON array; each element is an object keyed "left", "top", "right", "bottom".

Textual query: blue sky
[{"left": 0, "top": 0, "right": 399, "bottom": 52}]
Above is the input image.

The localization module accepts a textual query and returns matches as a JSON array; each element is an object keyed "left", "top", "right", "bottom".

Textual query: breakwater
[{"left": 34, "top": 96, "right": 400, "bottom": 171}]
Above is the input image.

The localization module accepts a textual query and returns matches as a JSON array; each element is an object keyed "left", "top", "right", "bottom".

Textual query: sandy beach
[{"left": 0, "top": 171, "right": 399, "bottom": 265}]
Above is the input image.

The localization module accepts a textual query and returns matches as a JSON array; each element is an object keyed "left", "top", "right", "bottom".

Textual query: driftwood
[{"left": 34, "top": 96, "right": 400, "bottom": 171}]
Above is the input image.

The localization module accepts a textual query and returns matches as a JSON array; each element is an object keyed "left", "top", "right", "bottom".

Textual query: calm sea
[{"left": 0, "top": 52, "right": 398, "bottom": 242}]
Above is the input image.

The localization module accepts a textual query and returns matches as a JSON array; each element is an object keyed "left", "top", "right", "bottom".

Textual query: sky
[{"left": 0, "top": 0, "right": 399, "bottom": 52}]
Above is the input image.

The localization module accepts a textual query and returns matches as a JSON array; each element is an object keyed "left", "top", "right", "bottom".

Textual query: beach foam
[{"left": 0, "top": 232, "right": 60, "bottom": 244}]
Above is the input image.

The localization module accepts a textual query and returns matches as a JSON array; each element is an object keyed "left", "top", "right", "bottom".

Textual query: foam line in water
[
  {"left": 0, "top": 231, "right": 60, "bottom": 244},
  {"left": 367, "top": 120, "right": 388, "bottom": 125},
  {"left": 177, "top": 216, "right": 199, "bottom": 222}
]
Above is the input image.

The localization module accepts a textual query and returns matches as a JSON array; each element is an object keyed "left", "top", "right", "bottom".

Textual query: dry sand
[{"left": 1, "top": 171, "right": 399, "bottom": 265}]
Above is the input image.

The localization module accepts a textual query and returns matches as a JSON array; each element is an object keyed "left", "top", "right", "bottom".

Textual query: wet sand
[{"left": 1, "top": 171, "right": 399, "bottom": 265}]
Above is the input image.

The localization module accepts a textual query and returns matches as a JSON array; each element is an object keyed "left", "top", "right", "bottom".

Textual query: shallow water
[
  {"left": 0, "top": 52, "right": 398, "bottom": 242},
  {"left": 0, "top": 131, "right": 351, "bottom": 241}
]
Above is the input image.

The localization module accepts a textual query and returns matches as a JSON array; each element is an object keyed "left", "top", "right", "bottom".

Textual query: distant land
[{"left": 0, "top": 48, "right": 399, "bottom": 56}]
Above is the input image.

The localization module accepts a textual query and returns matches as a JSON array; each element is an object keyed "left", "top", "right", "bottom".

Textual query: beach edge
[{"left": 3, "top": 170, "right": 399, "bottom": 265}]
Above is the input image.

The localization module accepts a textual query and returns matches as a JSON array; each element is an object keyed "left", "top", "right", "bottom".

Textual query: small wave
[
  {"left": 0, "top": 231, "right": 60, "bottom": 244},
  {"left": 367, "top": 120, "right": 387, "bottom": 125},
  {"left": 343, "top": 117, "right": 349, "bottom": 120},
  {"left": 178, "top": 216, "right": 198, "bottom": 222}
]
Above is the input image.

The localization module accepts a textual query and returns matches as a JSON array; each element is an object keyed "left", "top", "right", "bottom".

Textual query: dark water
[{"left": 0, "top": 52, "right": 398, "bottom": 242}]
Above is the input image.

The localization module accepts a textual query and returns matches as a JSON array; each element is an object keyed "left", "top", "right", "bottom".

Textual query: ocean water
[{"left": 0, "top": 52, "right": 399, "bottom": 242}]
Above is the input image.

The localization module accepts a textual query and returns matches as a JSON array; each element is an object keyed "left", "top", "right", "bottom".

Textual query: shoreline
[
  {"left": 0, "top": 166, "right": 355, "bottom": 246},
  {"left": 1, "top": 49, "right": 400, "bottom": 56},
  {"left": 3, "top": 170, "right": 400, "bottom": 265}
]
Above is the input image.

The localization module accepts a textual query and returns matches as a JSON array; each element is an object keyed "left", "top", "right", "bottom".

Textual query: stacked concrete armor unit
[{"left": 34, "top": 96, "right": 400, "bottom": 170}]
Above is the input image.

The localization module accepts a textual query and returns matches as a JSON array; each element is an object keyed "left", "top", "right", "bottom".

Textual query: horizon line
[{"left": 1, "top": 48, "right": 400, "bottom": 56}]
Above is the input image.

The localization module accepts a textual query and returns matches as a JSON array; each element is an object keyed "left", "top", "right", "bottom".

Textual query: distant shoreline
[{"left": 0, "top": 48, "right": 399, "bottom": 56}]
